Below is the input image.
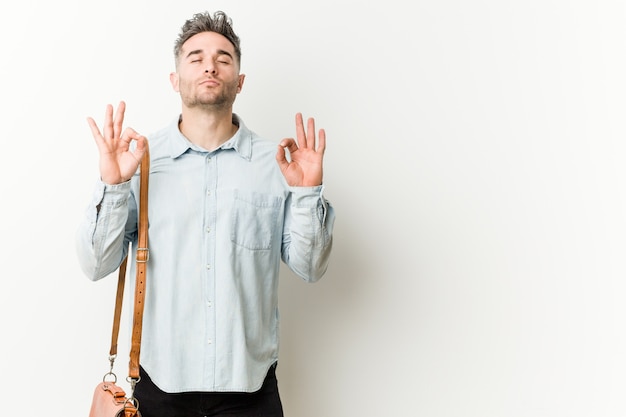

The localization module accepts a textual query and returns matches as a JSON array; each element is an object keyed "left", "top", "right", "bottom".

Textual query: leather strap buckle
[{"left": 136, "top": 248, "right": 149, "bottom": 263}]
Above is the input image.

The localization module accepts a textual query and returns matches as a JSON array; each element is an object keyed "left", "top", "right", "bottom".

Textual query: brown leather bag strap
[
  {"left": 129, "top": 150, "right": 150, "bottom": 380},
  {"left": 107, "top": 150, "right": 150, "bottom": 381},
  {"left": 109, "top": 256, "right": 128, "bottom": 359}
]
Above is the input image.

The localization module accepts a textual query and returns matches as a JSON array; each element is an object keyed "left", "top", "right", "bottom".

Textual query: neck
[{"left": 178, "top": 106, "right": 238, "bottom": 150}]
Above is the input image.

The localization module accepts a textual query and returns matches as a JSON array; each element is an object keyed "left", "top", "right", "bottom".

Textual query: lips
[{"left": 200, "top": 79, "right": 219, "bottom": 87}]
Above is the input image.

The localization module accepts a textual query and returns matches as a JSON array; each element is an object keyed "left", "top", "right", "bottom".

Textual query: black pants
[{"left": 134, "top": 363, "right": 284, "bottom": 417}]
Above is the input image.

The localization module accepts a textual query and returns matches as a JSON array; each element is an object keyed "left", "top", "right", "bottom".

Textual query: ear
[
  {"left": 237, "top": 73, "right": 245, "bottom": 93},
  {"left": 169, "top": 72, "right": 180, "bottom": 92}
]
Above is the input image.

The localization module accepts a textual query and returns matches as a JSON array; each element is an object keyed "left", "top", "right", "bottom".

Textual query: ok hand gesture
[
  {"left": 276, "top": 113, "right": 326, "bottom": 187},
  {"left": 87, "top": 101, "right": 148, "bottom": 185}
]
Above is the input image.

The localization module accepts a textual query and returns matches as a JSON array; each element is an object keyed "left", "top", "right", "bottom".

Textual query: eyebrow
[{"left": 185, "top": 49, "right": 234, "bottom": 60}]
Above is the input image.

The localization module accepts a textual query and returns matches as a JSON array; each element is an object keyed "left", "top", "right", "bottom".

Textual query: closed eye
[{"left": 186, "top": 49, "right": 204, "bottom": 63}]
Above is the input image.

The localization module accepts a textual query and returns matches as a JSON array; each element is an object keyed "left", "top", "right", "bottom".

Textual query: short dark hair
[{"left": 173, "top": 11, "right": 241, "bottom": 66}]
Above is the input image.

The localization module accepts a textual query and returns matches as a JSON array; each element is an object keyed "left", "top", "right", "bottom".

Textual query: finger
[
  {"left": 317, "top": 128, "right": 326, "bottom": 154},
  {"left": 123, "top": 126, "right": 139, "bottom": 140},
  {"left": 113, "top": 101, "right": 126, "bottom": 140},
  {"left": 102, "top": 104, "right": 114, "bottom": 140},
  {"left": 278, "top": 138, "right": 298, "bottom": 153},
  {"left": 122, "top": 127, "right": 148, "bottom": 158},
  {"left": 119, "top": 127, "right": 134, "bottom": 148},
  {"left": 295, "top": 113, "right": 307, "bottom": 149},
  {"left": 88, "top": 116, "right": 114, "bottom": 157},
  {"left": 306, "top": 117, "right": 316, "bottom": 150},
  {"left": 86, "top": 117, "right": 103, "bottom": 142}
]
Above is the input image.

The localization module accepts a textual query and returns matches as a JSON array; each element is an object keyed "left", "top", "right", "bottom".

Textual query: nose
[{"left": 204, "top": 65, "right": 216, "bottom": 75}]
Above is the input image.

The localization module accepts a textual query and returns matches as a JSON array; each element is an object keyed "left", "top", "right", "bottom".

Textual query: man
[{"left": 76, "top": 10, "right": 335, "bottom": 417}]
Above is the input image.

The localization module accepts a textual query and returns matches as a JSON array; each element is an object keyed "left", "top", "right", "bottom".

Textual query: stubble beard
[{"left": 181, "top": 77, "right": 239, "bottom": 111}]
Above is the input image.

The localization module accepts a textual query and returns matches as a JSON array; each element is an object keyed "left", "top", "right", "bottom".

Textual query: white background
[{"left": 1, "top": 0, "right": 625, "bottom": 416}]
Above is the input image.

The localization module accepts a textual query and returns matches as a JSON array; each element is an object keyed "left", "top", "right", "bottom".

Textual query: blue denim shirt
[{"left": 76, "top": 114, "right": 335, "bottom": 393}]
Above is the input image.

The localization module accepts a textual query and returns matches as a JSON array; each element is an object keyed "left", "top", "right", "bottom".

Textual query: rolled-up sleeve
[
  {"left": 75, "top": 180, "right": 135, "bottom": 281},
  {"left": 281, "top": 185, "right": 335, "bottom": 282}
]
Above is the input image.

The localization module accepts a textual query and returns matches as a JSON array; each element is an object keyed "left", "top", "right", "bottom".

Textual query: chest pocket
[{"left": 231, "top": 191, "right": 282, "bottom": 250}]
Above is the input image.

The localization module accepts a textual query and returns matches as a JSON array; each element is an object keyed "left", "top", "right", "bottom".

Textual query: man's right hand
[{"left": 87, "top": 101, "right": 148, "bottom": 185}]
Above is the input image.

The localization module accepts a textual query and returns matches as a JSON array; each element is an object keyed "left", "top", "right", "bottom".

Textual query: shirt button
[
  {"left": 206, "top": 227, "right": 211, "bottom": 233},
  {"left": 206, "top": 264, "right": 211, "bottom": 270},
  {"left": 207, "top": 301, "right": 213, "bottom": 307},
  {"left": 207, "top": 339, "right": 212, "bottom": 345}
]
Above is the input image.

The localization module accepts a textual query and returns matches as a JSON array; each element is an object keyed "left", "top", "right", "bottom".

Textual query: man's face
[{"left": 170, "top": 31, "right": 244, "bottom": 109}]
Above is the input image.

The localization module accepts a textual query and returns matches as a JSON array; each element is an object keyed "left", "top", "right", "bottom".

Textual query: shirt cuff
[
  {"left": 92, "top": 179, "right": 132, "bottom": 208},
  {"left": 288, "top": 184, "right": 326, "bottom": 207}
]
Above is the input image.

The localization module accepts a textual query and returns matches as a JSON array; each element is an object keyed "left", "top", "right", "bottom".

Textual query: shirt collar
[{"left": 167, "top": 113, "right": 252, "bottom": 160}]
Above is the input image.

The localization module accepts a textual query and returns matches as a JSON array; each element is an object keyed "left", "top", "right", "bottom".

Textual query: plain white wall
[{"left": 1, "top": 0, "right": 626, "bottom": 416}]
